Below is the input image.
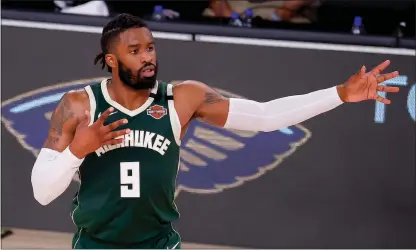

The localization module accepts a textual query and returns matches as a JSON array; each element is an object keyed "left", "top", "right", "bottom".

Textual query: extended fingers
[
  {"left": 376, "top": 85, "right": 400, "bottom": 93},
  {"left": 103, "top": 128, "right": 131, "bottom": 141},
  {"left": 103, "top": 138, "right": 125, "bottom": 145},
  {"left": 377, "top": 71, "right": 399, "bottom": 83},
  {"left": 375, "top": 95, "right": 391, "bottom": 104},
  {"left": 371, "top": 60, "right": 391, "bottom": 75},
  {"left": 104, "top": 118, "right": 129, "bottom": 132},
  {"left": 96, "top": 107, "right": 114, "bottom": 125}
]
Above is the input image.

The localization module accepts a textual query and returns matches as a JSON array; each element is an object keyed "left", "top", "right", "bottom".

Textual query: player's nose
[{"left": 140, "top": 53, "right": 153, "bottom": 64}]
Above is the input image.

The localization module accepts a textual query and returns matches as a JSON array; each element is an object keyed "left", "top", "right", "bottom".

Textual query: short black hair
[{"left": 94, "top": 13, "right": 148, "bottom": 72}]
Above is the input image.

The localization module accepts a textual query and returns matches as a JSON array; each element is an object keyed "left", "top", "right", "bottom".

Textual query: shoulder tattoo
[
  {"left": 43, "top": 94, "right": 75, "bottom": 148},
  {"left": 204, "top": 88, "right": 224, "bottom": 104}
]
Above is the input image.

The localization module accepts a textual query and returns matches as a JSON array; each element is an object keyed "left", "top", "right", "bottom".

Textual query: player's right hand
[{"left": 69, "top": 107, "right": 130, "bottom": 159}]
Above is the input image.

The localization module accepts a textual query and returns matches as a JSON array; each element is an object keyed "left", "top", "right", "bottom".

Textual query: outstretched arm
[
  {"left": 174, "top": 60, "right": 399, "bottom": 132},
  {"left": 174, "top": 80, "right": 343, "bottom": 132}
]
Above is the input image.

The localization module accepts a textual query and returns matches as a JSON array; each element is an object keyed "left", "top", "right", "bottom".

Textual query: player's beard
[{"left": 118, "top": 60, "right": 158, "bottom": 90}]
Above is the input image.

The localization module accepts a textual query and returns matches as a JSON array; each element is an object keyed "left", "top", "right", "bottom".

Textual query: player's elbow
[
  {"left": 31, "top": 172, "right": 53, "bottom": 206},
  {"left": 32, "top": 185, "right": 52, "bottom": 206},
  {"left": 259, "top": 117, "right": 300, "bottom": 133},
  {"left": 256, "top": 102, "right": 303, "bottom": 132},
  {"left": 259, "top": 123, "right": 284, "bottom": 133},
  {"left": 256, "top": 103, "right": 283, "bottom": 132},
  {"left": 30, "top": 148, "right": 80, "bottom": 206},
  {"left": 33, "top": 189, "right": 53, "bottom": 206}
]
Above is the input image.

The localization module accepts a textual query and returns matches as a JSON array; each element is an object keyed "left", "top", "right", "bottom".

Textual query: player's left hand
[{"left": 337, "top": 60, "right": 400, "bottom": 104}]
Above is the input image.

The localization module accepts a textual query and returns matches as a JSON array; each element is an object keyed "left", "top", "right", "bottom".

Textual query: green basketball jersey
[{"left": 71, "top": 79, "right": 181, "bottom": 244}]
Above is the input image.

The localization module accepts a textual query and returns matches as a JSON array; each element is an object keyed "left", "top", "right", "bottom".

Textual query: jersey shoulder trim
[
  {"left": 84, "top": 85, "right": 97, "bottom": 126},
  {"left": 167, "top": 84, "right": 181, "bottom": 146}
]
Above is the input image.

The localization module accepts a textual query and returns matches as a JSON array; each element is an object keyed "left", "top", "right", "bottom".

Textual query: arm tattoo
[
  {"left": 43, "top": 94, "right": 74, "bottom": 147},
  {"left": 204, "top": 88, "right": 224, "bottom": 104},
  {"left": 50, "top": 94, "right": 74, "bottom": 136}
]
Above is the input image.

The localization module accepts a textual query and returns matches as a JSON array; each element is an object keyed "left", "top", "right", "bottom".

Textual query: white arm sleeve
[
  {"left": 31, "top": 147, "right": 84, "bottom": 205},
  {"left": 224, "top": 86, "right": 344, "bottom": 132}
]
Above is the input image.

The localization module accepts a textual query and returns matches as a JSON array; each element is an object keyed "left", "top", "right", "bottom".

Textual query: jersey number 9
[{"left": 120, "top": 162, "right": 140, "bottom": 198}]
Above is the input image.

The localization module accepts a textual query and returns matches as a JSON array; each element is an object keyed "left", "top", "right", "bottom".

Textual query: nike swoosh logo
[
  {"left": 97, "top": 111, "right": 117, "bottom": 118},
  {"left": 167, "top": 241, "right": 180, "bottom": 249}
]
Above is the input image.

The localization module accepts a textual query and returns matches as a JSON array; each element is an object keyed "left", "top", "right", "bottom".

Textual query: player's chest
[{"left": 98, "top": 103, "right": 170, "bottom": 130}]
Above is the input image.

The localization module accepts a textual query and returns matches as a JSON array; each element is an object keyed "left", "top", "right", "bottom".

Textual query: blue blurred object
[
  {"left": 229, "top": 12, "right": 243, "bottom": 27},
  {"left": 353, "top": 16, "right": 362, "bottom": 26},
  {"left": 245, "top": 8, "right": 253, "bottom": 17},
  {"left": 151, "top": 5, "right": 165, "bottom": 21},
  {"left": 243, "top": 9, "right": 253, "bottom": 28},
  {"left": 351, "top": 16, "right": 365, "bottom": 35}
]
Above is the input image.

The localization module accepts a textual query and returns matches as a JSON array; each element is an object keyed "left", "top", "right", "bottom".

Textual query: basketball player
[{"left": 31, "top": 13, "right": 400, "bottom": 249}]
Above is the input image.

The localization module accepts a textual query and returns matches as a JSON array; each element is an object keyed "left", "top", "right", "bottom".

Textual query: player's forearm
[
  {"left": 224, "top": 86, "right": 344, "bottom": 132},
  {"left": 31, "top": 147, "right": 84, "bottom": 205}
]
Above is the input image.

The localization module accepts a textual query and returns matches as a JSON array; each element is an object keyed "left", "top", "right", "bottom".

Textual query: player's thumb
[
  {"left": 359, "top": 65, "right": 366, "bottom": 76},
  {"left": 78, "top": 110, "right": 90, "bottom": 127}
]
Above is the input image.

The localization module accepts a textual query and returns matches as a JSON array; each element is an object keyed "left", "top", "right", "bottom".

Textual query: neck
[{"left": 107, "top": 76, "right": 153, "bottom": 111}]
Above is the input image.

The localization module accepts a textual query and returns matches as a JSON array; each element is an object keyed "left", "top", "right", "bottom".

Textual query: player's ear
[{"left": 105, "top": 54, "right": 117, "bottom": 71}]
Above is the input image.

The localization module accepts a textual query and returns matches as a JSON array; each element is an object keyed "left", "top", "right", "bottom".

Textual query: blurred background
[
  {"left": 1, "top": 0, "right": 416, "bottom": 38},
  {"left": 1, "top": 0, "right": 415, "bottom": 249}
]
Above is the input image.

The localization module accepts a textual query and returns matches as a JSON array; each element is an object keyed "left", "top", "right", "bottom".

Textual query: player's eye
[
  {"left": 130, "top": 49, "right": 138, "bottom": 54},
  {"left": 146, "top": 46, "right": 154, "bottom": 52}
]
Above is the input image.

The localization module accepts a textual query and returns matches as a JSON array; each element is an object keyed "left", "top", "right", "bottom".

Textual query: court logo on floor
[{"left": 1, "top": 78, "right": 312, "bottom": 197}]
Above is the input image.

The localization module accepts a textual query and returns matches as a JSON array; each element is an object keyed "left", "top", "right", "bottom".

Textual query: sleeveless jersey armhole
[
  {"left": 166, "top": 84, "right": 181, "bottom": 146},
  {"left": 84, "top": 86, "right": 97, "bottom": 127}
]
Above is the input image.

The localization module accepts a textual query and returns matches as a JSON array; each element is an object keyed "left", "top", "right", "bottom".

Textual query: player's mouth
[{"left": 141, "top": 66, "right": 155, "bottom": 77}]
